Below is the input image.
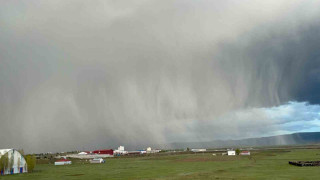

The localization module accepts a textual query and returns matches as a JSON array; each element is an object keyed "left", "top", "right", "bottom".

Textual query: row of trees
[{"left": 17, "top": 149, "right": 36, "bottom": 172}]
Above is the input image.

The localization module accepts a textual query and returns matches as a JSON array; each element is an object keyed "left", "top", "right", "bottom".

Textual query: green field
[{"left": 1, "top": 149, "right": 320, "bottom": 180}]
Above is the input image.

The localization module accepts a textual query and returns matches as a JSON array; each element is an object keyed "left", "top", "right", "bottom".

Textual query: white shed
[
  {"left": 90, "top": 158, "right": 105, "bottom": 164},
  {"left": 54, "top": 159, "right": 72, "bottom": 165},
  {"left": 191, "top": 149, "right": 207, "bottom": 152},
  {"left": 0, "top": 149, "right": 28, "bottom": 175},
  {"left": 227, "top": 150, "right": 236, "bottom": 156},
  {"left": 78, "top": 152, "right": 88, "bottom": 155}
]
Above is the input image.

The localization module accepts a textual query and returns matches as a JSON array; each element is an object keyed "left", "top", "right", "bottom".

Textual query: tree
[
  {"left": 17, "top": 158, "right": 21, "bottom": 170},
  {"left": 0, "top": 153, "right": 9, "bottom": 174},
  {"left": 8, "top": 156, "right": 14, "bottom": 172},
  {"left": 25, "top": 155, "right": 36, "bottom": 172},
  {"left": 235, "top": 148, "right": 240, "bottom": 155}
]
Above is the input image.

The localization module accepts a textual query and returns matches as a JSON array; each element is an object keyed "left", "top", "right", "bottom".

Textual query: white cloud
[{"left": 173, "top": 102, "right": 320, "bottom": 142}]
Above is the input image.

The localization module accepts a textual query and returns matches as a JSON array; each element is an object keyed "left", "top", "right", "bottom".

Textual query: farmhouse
[{"left": 0, "top": 149, "right": 27, "bottom": 175}]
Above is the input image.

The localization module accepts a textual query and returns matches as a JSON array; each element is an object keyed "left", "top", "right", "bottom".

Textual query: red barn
[
  {"left": 240, "top": 151, "right": 251, "bottom": 155},
  {"left": 92, "top": 149, "right": 113, "bottom": 155}
]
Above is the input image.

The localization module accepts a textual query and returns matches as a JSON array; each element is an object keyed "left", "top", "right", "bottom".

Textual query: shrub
[{"left": 25, "top": 155, "right": 36, "bottom": 172}]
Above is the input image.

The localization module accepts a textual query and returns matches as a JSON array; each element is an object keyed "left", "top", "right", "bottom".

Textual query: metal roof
[{"left": 0, "top": 149, "right": 13, "bottom": 157}]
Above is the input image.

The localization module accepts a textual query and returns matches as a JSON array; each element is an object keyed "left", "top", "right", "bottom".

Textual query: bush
[{"left": 26, "top": 155, "right": 36, "bottom": 172}]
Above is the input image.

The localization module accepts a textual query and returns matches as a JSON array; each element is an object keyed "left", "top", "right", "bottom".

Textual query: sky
[{"left": 1, "top": 0, "right": 320, "bottom": 153}]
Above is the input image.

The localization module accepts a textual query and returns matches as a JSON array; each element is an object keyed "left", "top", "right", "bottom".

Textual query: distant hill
[{"left": 168, "top": 132, "right": 320, "bottom": 149}]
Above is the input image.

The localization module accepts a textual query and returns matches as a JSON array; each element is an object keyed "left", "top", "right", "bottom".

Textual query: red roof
[
  {"left": 92, "top": 149, "right": 113, "bottom": 155},
  {"left": 241, "top": 151, "right": 250, "bottom": 153}
]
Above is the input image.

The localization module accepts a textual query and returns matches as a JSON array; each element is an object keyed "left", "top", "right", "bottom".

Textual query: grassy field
[{"left": 1, "top": 149, "right": 320, "bottom": 180}]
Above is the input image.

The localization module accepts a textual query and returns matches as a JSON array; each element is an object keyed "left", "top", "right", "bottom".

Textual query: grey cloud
[{"left": 1, "top": 0, "right": 320, "bottom": 153}]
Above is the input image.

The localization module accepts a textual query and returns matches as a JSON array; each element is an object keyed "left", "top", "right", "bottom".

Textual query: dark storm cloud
[
  {"left": 215, "top": 19, "right": 320, "bottom": 106},
  {"left": 1, "top": 0, "right": 320, "bottom": 153}
]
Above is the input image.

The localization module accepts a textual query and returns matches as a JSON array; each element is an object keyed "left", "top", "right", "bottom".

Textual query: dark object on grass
[{"left": 289, "top": 161, "right": 320, "bottom": 166}]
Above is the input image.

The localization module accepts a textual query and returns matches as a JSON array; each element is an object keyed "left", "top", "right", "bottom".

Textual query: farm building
[
  {"left": 191, "top": 149, "right": 206, "bottom": 152},
  {"left": 227, "top": 150, "right": 236, "bottom": 155},
  {"left": 66, "top": 149, "right": 114, "bottom": 159},
  {"left": 114, "top": 146, "right": 128, "bottom": 155},
  {"left": 127, "top": 151, "right": 141, "bottom": 155},
  {"left": 90, "top": 158, "right": 105, "bottom": 164},
  {"left": 54, "top": 159, "right": 72, "bottom": 165},
  {"left": 240, "top": 151, "right": 251, "bottom": 155},
  {"left": 78, "top": 152, "right": 88, "bottom": 155},
  {"left": 0, "top": 149, "right": 27, "bottom": 175},
  {"left": 138, "top": 150, "right": 147, "bottom": 154},
  {"left": 92, "top": 149, "right": 113, "bottom": 155},
  {"left": 146, "top": 147, "right": 161, "bottom": 153}
]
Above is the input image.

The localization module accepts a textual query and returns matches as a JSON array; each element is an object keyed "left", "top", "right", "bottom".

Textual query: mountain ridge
[{"left": 167, "top": 132, "right": 320, "bottom": 149}]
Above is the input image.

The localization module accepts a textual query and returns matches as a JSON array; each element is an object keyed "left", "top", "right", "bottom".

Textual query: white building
[
  {"left": 146, "top": 147, "right": 161, "bottom": 153},
  {"left": 90, "top": 158, "right": 105, "bottom": 164},
  {"left": 118, "top": 146, "right": 124, "bottom": 151},
  {"left": 78, "top": 152, "right": 88, "bottom": 155},
  {"left": 113, "top": 146, "right": 128, "bottom": 155},
  {"left": 146, "top": 147, "right": 152, "bottom": 152},
  {"left": 54, "top": 159, "right": 72, "bottom": 165},
  {"left": 0, "top": 149, "right": 28, "bottom": 175},
  {"left": 191, "top": 149, "right": 206, "bottom": 152},
  {"left": 227, "top": 150, "right": 236, "bottom": 156}
]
